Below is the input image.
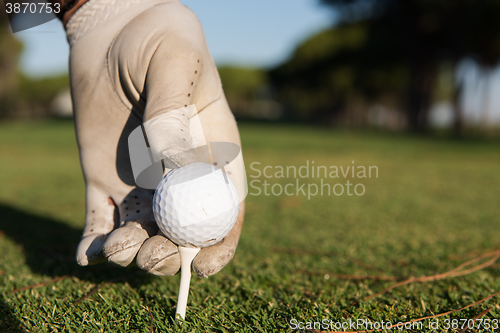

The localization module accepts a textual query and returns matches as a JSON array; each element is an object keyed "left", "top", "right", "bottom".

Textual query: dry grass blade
[
  {"left": 459, "top": 306, "right": 493, "bottom": 333},
  {"left": 296, "top": 249, "right": 500, "bottom": 287},
  {"left": 311, "top": 290, "right": 500, "bottom": 333},
  {"left": 148, "top": 305, "right": 154, "bottom": 333},
  {"left": 448, "top": 247, "right": 500, "bottom": 261},
  {"left": 447, "top": 250, "right": 500, "bottom": 274},
  {"left": 365, "top": 251, "right": 500, "bottom": 300},
  {"left": 7, "top": 275, "right": 69, "bottom": 294}
]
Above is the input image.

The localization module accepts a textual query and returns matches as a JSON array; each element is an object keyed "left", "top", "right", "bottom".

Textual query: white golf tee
[{"left": 175, "top": 246, "right": 201, "bottom": 320}]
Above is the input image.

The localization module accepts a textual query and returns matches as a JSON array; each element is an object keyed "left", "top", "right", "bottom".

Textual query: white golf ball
[{"left": 153, "top": 162, "right": 239, "bottom": 248}]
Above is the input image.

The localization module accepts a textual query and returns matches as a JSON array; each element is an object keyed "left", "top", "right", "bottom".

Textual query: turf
[{"left": 1, "top": 120, "right": 500, "bottom": 332}]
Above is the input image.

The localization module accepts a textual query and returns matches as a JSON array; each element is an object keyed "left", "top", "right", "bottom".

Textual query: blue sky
[{"left": 13, "top": 0, "right": 334, "bottom": 78}]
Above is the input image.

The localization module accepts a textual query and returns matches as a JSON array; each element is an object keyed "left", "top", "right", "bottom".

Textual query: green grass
[{"left": 1, "top": 120, "right": 500, "bottom": 332}]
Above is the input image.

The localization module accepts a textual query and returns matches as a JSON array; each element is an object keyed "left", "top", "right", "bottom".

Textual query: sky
[{"left": 12, "top": 0, "right": 334, "bottom": 78}]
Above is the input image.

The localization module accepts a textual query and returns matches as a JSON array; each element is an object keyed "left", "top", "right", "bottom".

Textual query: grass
[{"left": 1, "top": 120, "right": 500, "bottom": 332}]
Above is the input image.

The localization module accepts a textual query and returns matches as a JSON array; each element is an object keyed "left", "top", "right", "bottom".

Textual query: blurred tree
[
  {"left": 218, "top": 66, "right": 270, "bottom": 119},
  {"left": 17, "top": 74, "right": 70, "bottom": 118},
  {"left": 272, "top": 0, "right": 500, "bottom": 132},
  {"left": 0, "top": 1, "right": 23, "bottom": 119},
  {"left": 0, "top": 2, "right": 70, "bottom": 119},
  {"left": 270, "top": 22, "right": 407, "bottom": 126}
]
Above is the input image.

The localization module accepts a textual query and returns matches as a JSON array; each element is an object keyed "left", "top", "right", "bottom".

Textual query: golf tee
[{"left": 175, "top": 246, "right": 201, "bottom": 320}]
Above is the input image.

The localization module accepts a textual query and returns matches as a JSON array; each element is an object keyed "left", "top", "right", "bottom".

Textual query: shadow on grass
[
  {"left": 0, "top": 298, "right": 23, "bottom": 333},
  {"left": 0, "top": 204, "right": 155, "bottom": 330},
  {"left": 0, "top": 203, "right": 146, "bottom": 280}
]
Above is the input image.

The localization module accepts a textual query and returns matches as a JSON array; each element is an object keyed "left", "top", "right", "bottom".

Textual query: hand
[
  {"left": 77, "top": 163, "right": 245, "bottom": 277},
  {"left": 73, "top": 2, "right": 246, "bottom": 277}
]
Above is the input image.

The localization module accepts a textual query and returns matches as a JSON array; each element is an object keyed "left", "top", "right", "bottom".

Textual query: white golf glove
[{"left": 70, "top": 0, "right": 245, "bottom": 277}]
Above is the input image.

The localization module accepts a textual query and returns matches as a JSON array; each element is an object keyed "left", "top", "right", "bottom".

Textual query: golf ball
[{"left": 153, "top": 162, "right": 239, "bottom": 248}]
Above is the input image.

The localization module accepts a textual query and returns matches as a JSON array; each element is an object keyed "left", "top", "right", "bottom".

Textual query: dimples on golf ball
[{"left": 153, "top": 162, "right": 239, "bottom": 247}]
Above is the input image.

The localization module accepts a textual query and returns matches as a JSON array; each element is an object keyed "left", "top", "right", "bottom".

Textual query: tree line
[
  {"left": 270, "top": 0, "right": 500, "bottom": 133},
  {"left": 2, "top": 0, "right": 500, "bottom": 134}
]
